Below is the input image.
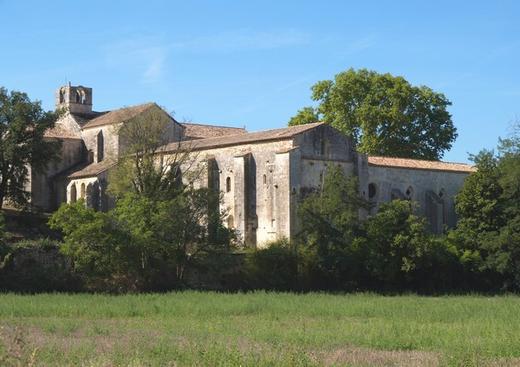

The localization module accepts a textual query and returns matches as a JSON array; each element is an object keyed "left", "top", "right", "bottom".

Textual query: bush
[
  {"left": 243, "top": 239, "right": 299, "bottom": 291},
  {"left": 0, "top": 238, "right": 81, "bottom": 292}
]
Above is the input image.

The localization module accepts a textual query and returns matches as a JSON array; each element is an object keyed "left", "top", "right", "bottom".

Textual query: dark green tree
[
  {"left": 449, "top": 121, "right": 520, "bottom": 290},
  {"left": 0, "top": 87, "right": 61, "bottom": 208},
  {"left": 297, "top": 166, "right": 368, "bottom": 289},
  {"left": 289, "top": 68, "right": 457, "bottom": 160},
  {"left": 359, "top": 200, "right": 455, "bottom": 290}
]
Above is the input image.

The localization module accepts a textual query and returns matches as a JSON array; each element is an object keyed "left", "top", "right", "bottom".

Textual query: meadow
[{"left": 0, "top": 292, "right": 519, "bottom": 366}]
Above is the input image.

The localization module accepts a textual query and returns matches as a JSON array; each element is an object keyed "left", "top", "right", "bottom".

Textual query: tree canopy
[
  {"left": 449, "top": 121, "right": 520, "bottom": 290},
  {"left": 108, "top": 108, "right": 190, "bottom": 200},
  {"left": 0, "top": 87, "right": 61, "bottom": 208},
  {"left": 289, "top": 68, "right": 457, "bottom": 160}
]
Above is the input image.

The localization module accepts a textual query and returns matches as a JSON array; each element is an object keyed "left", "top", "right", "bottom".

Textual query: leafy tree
[
  {"left": 360, "top": 200, "right": 445, "bottom": 290},
  {"left": 297, "top": 166, "right": 368, "bottom": 289},
  {"left": 449, "top": 121, "right": 520, "bottom": 290},
  {"left": 0, "top": 87, "right": 62, "bottom": 208},
  {"left": 289, "top": 68, "right": 457, "bottom": 160},
  {"left": 108, "top": 108, "right": 192, "bottom": 201},
  {"left": 114, "top": 188, "right": 233, "bottom": 283},
  {"left": 50, "top": 190, "right": 233, "bottom": 291},
  {"left": 48, "top": 201, "right": 134, "bottom": 290},
  {"left": 50, "top": 106, "right": 234, "bottom": 290}
]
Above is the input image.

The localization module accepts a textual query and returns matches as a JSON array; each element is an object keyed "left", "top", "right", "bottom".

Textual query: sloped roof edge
[{"left": 368, "top": 156, "right": 476, "bottom": 173}]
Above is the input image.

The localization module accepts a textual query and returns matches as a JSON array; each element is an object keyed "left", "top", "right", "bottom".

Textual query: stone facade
[{"left": 26, "top": 84, "right": 476, "bottom": 248}]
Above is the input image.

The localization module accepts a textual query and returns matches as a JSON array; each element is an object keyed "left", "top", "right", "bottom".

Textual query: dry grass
[{"left": 1, "top": 292, "right": 520, "bottom": 366}]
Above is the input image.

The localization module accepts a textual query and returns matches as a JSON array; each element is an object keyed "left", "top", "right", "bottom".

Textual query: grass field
[{"left": 0, "top": 292, "right": 519, "bottom": 366}]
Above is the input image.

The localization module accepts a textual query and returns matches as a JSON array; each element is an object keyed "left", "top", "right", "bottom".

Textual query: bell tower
[{"left": 55, "top": 83, "right": 93, "bottom": 114}]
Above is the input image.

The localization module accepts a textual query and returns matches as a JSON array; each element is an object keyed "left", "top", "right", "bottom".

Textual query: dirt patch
[{"left": 312, "top": 346, "right": 441, "bottom": 367}]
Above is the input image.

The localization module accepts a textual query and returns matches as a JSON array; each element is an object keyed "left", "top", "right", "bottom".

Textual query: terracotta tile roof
[
  {"left": 68, "top": 160, "right": 116, "bottom": 179},
  {"left": 44, "top": 124, "right": 81, "bottom": 139},
  {"left": 368, "top": 156, "right": 476, "bottom": 173},
  {"left": 82, "top": 103, "right": 156, "bottom": 129},
  {"left": 160, "top": 122, "right": 323, "bottom": 152},
  {"left": 182, "top": 122, "right": 247, "bottom": 139}
]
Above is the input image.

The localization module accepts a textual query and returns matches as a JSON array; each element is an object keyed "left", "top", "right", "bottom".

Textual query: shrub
[
  {"left": 0, "top": 238, "right": 80, "bottom": 292},
  {"left": 243, "top": 239, "right": 299, "bottom": 291}
]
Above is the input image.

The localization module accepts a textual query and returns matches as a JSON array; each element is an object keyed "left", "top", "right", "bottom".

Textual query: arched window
[
  {"left": 405, "top": 186, "right": 414, "bottom": 200},
  {"left": 368, "top": 183, "right": 377, "bottom": 199},
  {"left": 86, "top": 183, "right": 93, "bottom": 207},
  {"left": 96, "top": 130, "right": 104, "bottom": 162},
  {"left": 227, "top": 215, "right": 234, "bottom": 228},
  {"left": 92, "top": 182, "right": 100, "bottom": 211},
  {"left": 59, "top": 88, "right": 65, "bottom": 103},
  {"left": 75, "top": 90, "right": 81, "bottom": 103},
  {"left": 439, "top": 189, "right": 445, "bottom": 199},
  {"left": 80, "top": 183, "right": 86, "bottom": 199},
  {"left": 70, "top": 184, "right": 77, "bottom": 203},
  {"left": 226, "top": 177, "right": 231, "bottom": 192}
]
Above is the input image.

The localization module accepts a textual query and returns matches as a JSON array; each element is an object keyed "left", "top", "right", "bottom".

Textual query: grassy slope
[{"left": 0, "top": 292, "right": 519, "bottom": 366}]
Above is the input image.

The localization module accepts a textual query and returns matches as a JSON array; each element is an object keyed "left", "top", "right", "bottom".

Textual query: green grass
[{"left": 1, "top": 292, "right": 519, "bottom": 366}]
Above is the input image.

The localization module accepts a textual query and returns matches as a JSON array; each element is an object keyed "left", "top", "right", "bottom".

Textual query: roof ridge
[
  {"left": 160, "top": 122, "right": 326, "bottom": 153},
  {"left": 181, "top": 122, "right": 246, "bottom": 129},
  {"left": 82, "top": 102, "right": 159, "bottom": 130},
  {"left": 368, "top": 155, "right": 473, "bottom": 166},
  {"left": 247, "top": 122, "right": 323, "bottom": 134}
]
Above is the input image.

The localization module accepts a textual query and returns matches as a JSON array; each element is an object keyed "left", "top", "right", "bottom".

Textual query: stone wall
[
  {"left": 367, "top": 165, "right": 470, "bottom": 232},
  {"left": 163, "top": 125, "right": 360, "bottom": 248},
  {"left": 66, "top": 170, "right": 112, "bottom": 211},
  {"left": 29, "top": 138, "right": 85, "bottom": 211},
  {"left": 81, "top": 124, "right": 121, "bottom": 164}
]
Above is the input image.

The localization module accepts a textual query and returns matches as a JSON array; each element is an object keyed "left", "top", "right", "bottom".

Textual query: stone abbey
[{"left": 28, "top": 84, "right": 475, "bottom": 247}]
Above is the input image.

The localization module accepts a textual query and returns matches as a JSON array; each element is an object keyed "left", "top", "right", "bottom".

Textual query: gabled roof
[
  {"left": 81, "top": 103, "right": 157, "bottom": 129},
  {"left": 182, "top": 122, "right": 247, "bottom": 140},
  {"left": 160, "top": 122, "right": 323, "bottom": 152},
  {"left": 68, "top": 160, "right": 116, "bottom": 179},
  {"left": 43, "top": 124, "right": 81, "bottom": 139},
  {"left": 368, "top": 156, "right": 476, "bottom": 173}
]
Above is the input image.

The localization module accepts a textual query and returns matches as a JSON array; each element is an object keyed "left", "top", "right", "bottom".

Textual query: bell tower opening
[{"left": 55, "top": 83, "right": 93, "bottom": 115}]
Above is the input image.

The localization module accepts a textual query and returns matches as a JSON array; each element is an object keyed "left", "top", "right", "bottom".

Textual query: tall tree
[
  {"left": 449, "top": 121, "right": 520, "bottom": 290},
  {"left": 108, "top": 108, "right": 195, "bottom": 200},
  {"left": 0, "top": 87, "right": 61, "bottom": 208},
  {"left": 297, "top": 166, "right": 368, "bottom": 289},
  {"left": 289, "top": 68, "right": 457, "bottom": 160}
]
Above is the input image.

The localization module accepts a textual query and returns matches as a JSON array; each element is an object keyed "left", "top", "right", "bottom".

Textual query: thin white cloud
[
  {"left": 104, "top": 38, "right": 168, "bottom": 84},
  {"left": 142, "top": 52, "right": 165, "bottom": 84},
  {"left": 103, "top": 30, "right": 308, "bottom": 83},
  {"left": 170, "top": 29, "right": 309, "bottom": 52}
]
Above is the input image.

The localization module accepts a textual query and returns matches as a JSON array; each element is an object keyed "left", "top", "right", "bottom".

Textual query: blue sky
[{"left": 1, "top": 0, "right": 518, "bottom": 162}]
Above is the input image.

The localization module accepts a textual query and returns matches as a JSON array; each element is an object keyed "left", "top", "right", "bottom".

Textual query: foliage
[
  {"left": 449, "top": 121, "right": 520, "bottom": 290},
  {"left": 360, "top": 200, "right": 458, "bottom": 291},
  {"left": 297, "top": 166, "right": 368, "bottom": 289},
  {"left": 48, "top": 201, "right": 134, "bottom": 290},
  {"left": 108, "top": 107, "right": 193, "bottom": 200},
  {"left": 0, "top": 238, "right": 79, "bottom": 292},
  {"left": 0, "top": 87, "right": 62, "bottom": 208},
  {"left": 50, "top": 189, "right": 233, "bottom": 292},
  {"left": 243, "top": 238, "right": 298, "bottom": 291},
  {"left": 289, "top": 68, "right": 457, "bottom": 160}
]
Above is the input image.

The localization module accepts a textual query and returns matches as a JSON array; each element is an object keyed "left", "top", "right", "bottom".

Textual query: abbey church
[{"left": 28, "top": 84, "right": 475, "bottom": 247}]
